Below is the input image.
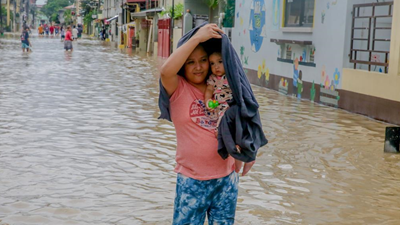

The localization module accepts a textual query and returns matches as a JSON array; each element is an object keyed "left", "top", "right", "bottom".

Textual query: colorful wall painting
[
  {"left": 257, "top": 59, "right": 270, "bottom": 86},
  {"left": 249, "top": 0, "right": 267, "bottom": 52},
  {"left": 320, "top": 67, "right": 341, "bottom": 107},
  {"left": 333, "top": 68, "right": 341, "bottom": 86},
  {"left": 279, "top": 78, "right": 288, "bottom": 95}
]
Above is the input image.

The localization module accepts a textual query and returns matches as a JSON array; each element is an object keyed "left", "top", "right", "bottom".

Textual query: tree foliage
[
  {"left": 41, "top": 0, "right": 71, "bottom": 22},
  {"left": 160, "top": 3, "right": 184, "bottom": 20},
  {"left": 64, "top": 9, "right": 73, "bottom": 25},
  {"left": 1, "top": 6, "right": 14, "bottom": 31},
  {"left": 203, "top": 0, "right": 220, "bottom": 9},
  {"left": 83, "top": 10, "right": 94, "bottom": 25}
]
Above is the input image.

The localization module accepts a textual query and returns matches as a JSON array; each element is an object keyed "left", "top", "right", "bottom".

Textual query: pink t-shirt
[{"left": 170, "top": 76, "right": 235, "bottom": 180}]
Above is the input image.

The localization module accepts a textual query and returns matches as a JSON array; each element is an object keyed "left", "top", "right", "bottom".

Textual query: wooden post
[
  {"left": 147, "top": 23, "right": 152, "bottom": 53},
  {"left": 7, "top": 0, "right": 10, "bottom": 26}
]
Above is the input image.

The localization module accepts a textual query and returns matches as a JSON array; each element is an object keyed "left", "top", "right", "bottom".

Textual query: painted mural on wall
[
  {"left": 320, "top": 66, "right": 341, "bottom": 107},
  {"left": 321, "top": 0, "right": 339, "bottom": 25},
  {"left": 232, "top": 0, "right": 346, "bottom": 109},
  {"left": 249, "top": 0, "right": 267, "bottom": 52},
  {"left": 279, "top": 78, "right": 288, "bottom": 95},
  {"left": 257, "top": 59, "right": 270, "bottom": 86}
]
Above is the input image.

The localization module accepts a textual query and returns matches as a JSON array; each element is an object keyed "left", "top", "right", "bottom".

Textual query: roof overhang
[{"left": 130, "top": 8, "right": 162, "bottom": 18}]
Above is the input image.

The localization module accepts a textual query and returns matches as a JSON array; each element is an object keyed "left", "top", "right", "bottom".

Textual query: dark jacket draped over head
[{"left": 158, "top": 23, "right": 268, "bottom": 163}]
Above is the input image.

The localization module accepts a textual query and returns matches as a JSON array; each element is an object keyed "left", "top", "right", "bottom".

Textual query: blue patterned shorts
[{"left": 173, "top": 171, "right": 239, "bottom": 225}]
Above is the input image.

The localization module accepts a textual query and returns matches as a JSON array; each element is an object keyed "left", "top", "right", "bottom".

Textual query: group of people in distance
[
  {"left": 37, "top": 24, "right": 82, "bottom": 42},
  {"left": 20, "top": 24, "right": 82, "bottom": 52},
  {"left": 37, "top": 24, "right": 61, "bottom": 37}
]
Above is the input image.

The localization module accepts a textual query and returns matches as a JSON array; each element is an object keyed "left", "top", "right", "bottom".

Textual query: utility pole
[
  {"left": 12, "top": 0, "right": 15, "bottom": 32},
  {"left": 25, "top": 0, "right": 29, "bottom": 28},
  {"left": 0, "top": 0, "right": 3, "bottom": 34},
  {"left": 170, "top": 0, "right": 174, "bottom": 54},
  {"left": 6, "top": 0, "right": 10, "bottom": 27}
]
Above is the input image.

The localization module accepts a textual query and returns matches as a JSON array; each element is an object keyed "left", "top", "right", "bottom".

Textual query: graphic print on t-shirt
[{"left": 189, "top": 99, "right": 218, "bottom": 130}]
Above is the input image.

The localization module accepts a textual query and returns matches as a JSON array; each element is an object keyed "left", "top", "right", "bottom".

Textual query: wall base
[{"left": 245, "top": 68, "right": 400, "bottom": 125}]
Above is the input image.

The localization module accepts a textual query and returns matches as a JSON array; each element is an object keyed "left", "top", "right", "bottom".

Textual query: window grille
[{"left": 350, "top": 2, "right": 393, "bottom": 73}]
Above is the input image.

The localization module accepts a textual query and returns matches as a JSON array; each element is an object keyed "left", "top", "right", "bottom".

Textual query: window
[
  {"left": 284, "top": 0, "right": 315, "bottom": 27},
  {"left": 349, "top": 2, "right": 392, "bottom": 73}
]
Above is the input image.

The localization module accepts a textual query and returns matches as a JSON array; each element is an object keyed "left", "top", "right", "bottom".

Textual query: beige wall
[
  {"left": 342, "top": 1, "right": 400, "bottom": 102},
  {"left": 173, "top": 28, "right": 182, "bottom": 51}
]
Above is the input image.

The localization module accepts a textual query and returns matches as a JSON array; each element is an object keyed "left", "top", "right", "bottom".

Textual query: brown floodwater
[{"left": 0, "top": 33, "right": 400, "bottom": 225}]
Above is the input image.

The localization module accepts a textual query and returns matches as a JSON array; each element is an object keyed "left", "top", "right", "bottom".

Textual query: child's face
[{"left": 209, "top": 53, "right": 225, "bottom": 76}]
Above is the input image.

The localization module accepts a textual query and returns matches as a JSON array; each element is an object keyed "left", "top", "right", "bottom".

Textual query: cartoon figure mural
[
  {"left": 249, "top": 0, "right": 267, "bottom": 52},
  {"left": 297, "top": 71, "right": 303, "bottom": 99},
  {"left": 293, "top": 58, "right": 299, "bottom": 95}
]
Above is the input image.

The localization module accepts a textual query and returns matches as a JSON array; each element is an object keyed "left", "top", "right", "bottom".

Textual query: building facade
[{"left": 231, "top": 0, "right": 400, "bottom": 125}]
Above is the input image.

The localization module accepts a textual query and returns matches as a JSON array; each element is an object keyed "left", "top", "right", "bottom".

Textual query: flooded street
[{"left": 1, "top": 34, "right": 400, "bottom": 225}]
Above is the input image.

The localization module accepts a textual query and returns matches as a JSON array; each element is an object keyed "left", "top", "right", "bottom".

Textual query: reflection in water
[
  {"left": 64, "top": 51, "right": 72, "bottom": 61},
  {"left": 1, "top": 33, "right": 400, "bottom": 225}
]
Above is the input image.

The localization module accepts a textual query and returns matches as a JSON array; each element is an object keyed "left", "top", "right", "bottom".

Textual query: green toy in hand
[{"left": 208, "top": 100, "right": 219, "bottom": 109}]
